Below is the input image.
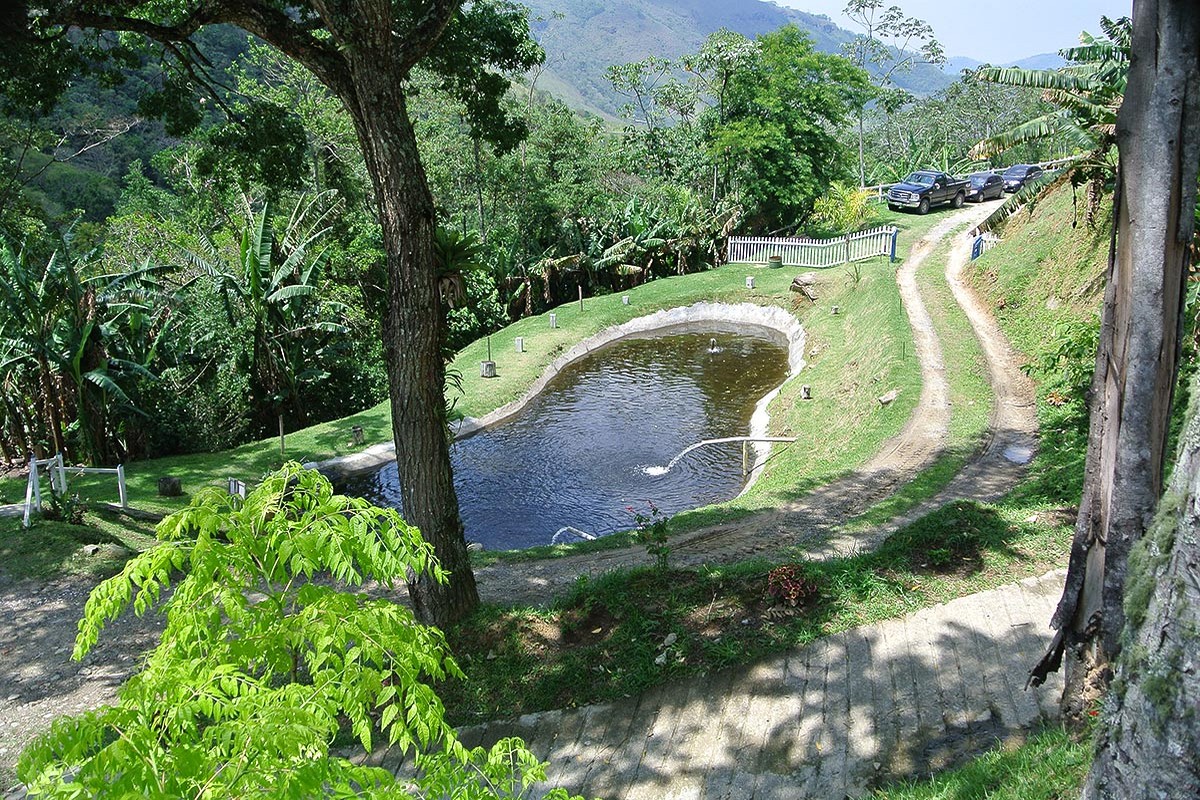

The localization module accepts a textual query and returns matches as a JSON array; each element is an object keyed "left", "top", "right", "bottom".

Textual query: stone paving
[{"left": 367, "top": 570, "right": 1065, "bottom": 799}]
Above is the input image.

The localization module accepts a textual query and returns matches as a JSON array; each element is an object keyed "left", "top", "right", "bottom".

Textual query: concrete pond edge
[{"left": 307, "top": 301, "right": 807, "bottom": 480}]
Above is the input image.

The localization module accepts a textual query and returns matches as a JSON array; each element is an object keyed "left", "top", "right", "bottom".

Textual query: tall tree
[
  {"left": 0, "top": 1, "right": 541, "bottom": 627},
  {"left": 712, "top": 26, "right": 867, "bottom": 231},
  {"left": 1029, "top": 0, "right": 1200, "bottom": 727},
  {"left": 842, "top": 0, "right": 945, "bottom": 186}
]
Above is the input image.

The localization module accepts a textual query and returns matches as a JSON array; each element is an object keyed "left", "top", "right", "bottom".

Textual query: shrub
[
  {"left": 809, "top": 183, "right": 879, "bottom": 235},
  {"left": 630, "top": 502, "right": 671, "bottom": 571},
  {"left": 18, "top": 464, "right": 579, "bottom": 799},
  {"left": 42, "top": 488, "right": 87, "bottom": 525},
  {"left": 765, "top": 563, "right": 820, "bottom": 607}
]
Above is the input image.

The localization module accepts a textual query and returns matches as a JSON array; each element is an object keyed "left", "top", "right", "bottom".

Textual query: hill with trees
[{"left": 525, "top": 0, "right": 952, "bottom": 118}]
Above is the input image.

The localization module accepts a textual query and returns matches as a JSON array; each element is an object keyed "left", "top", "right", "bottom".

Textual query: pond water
[{"left": 336, "top": 324, "right": 790, "bottom": 550}]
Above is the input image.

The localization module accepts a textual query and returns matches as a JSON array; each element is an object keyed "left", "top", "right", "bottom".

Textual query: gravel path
[
  {"left": 0, "top": 575, "right": 164, "bottom": 789},
  {"left": 0, "top": 202, "right": 1039, "bottom": 790}
]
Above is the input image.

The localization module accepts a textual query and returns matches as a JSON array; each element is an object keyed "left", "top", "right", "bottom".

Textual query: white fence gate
[
  {"left": 727, "top": 225, "right": 899, "bottom": 268},
  {"left": 22, "top": 454, "right": 128, "bottom": 528}
]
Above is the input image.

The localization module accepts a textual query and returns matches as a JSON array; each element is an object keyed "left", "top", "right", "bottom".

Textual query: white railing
[
  {"left": 23, "top": 454, "right": 127, "bottom": 528},
  {"left": 727, "top": 225, "right": 898, "bottom": 268}
]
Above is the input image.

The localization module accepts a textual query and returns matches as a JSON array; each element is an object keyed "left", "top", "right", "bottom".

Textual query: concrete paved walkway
[{"left": 375, "top": 570, "right": 1065, "bottom": 799}]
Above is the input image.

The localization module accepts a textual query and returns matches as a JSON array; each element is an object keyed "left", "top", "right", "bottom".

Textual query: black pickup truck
[{"left": 886, "top": 171, "right": 969, "bottom": 214}]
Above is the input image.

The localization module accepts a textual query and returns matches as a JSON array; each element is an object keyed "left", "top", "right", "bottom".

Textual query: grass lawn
[
  {"left": 0, "top": 509, "right": 159, "bottom": 584},
  {"left": 871, "top": 725, "right": 1090, "bottom": 799}
]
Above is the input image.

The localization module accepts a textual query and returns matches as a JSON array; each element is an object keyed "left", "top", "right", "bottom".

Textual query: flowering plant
[{"left": 765, "top": 563, "right": 819, "bottom": 607}]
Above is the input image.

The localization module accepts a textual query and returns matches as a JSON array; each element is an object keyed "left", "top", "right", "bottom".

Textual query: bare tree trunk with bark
[
  {"left": 1084, "top": 370, "right": 1200, "bottom": 797},
  {"left": 329, "top": 5, "right": 480, "bottom": 627},
  {"left": 1030, "top": 0, "right": 1200, "bottom": 724}
]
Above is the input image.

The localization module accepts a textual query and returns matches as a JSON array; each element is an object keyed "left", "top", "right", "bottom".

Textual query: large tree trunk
[
  {"left": 334, "top": 17, "right": 479, "bottom": 628},
  {"left": 1030, "top": 0, "right": 1200, "bottom": 723},
  {"left": 1084, "top": 370, "right": 1200, "bottom": 796}
]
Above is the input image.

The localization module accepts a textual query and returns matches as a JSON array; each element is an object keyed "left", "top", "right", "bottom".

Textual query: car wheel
[
  {"left": 888, "top": 204, "right": 900, "bottom": 212},
  {"left": 917, "top": 198, "right": 929, "bottom": 215},
  {"left": 952, "top": 191, "right": 965, "bottom": 209}
]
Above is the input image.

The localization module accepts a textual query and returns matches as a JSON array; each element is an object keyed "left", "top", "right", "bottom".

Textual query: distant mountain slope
[
  {"left": 1011, "top": 53, "right": 1066, "bottom": 70},
  {"left": 525, "top": 0, "right": 952, "bottom": 119},
  {"left": 943, "top": 52, "right": 1067, "bottom": 75}
]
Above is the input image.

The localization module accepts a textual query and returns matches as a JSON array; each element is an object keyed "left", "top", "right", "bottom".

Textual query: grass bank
[{"left": 871, "top": 725, "right": 1090, "bottom": 799}]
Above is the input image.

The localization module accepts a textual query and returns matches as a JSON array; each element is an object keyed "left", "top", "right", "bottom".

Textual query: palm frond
[{"left": 976, "top": 66, "right": 1098, "bottom": 93}]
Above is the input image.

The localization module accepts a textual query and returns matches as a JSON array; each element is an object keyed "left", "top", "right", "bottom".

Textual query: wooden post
[
  {"left": 22, "top": 457, "right": 36, "bottom": 529},
  {"left": 279, "top": 414, "right": 285, "bottom": 458},
  {"left": 116, "top": 465, "right": 128, "bottom": 509},
  {"left": 30, "top": 457, "right": 41, "bottom": 510},
  {"left": 54, "top": 453, "right": 66, "bottom": 495},
  {"left": 742, "top": 440, "right": 748, "bottom": 478}
]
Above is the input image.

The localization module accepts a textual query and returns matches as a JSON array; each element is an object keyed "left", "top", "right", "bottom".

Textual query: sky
[{"left": 777, "top": 0, "right": 1132, "bottom": 65}]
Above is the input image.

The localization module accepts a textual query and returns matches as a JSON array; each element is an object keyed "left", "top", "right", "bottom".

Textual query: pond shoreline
[{"left": 308, "top": 301, "right": 806, "bottom": 480}]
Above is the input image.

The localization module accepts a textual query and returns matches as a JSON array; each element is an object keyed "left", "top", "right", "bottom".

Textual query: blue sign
[{"left": 970, "top": 235, "right": 985, "bottom": 261}]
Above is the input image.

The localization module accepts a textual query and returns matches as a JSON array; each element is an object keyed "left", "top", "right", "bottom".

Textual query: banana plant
[
  {"left": 970, "top": 16, "right": 1130, "bottom": 224},
  {"left": 0, "top": 236, "right": 179, "bottom": 463},
  {"left": 185, "top": 194, "right": 346, "bottom": 428}
]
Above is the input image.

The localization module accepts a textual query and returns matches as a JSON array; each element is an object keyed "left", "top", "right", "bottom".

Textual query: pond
[{"left": 337, "top": 324, "right": 790, "bottom": 550}]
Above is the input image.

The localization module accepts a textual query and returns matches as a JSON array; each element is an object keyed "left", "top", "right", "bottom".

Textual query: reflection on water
[{"left": 337, "top": 324, "right": 789, "bottom": 550}]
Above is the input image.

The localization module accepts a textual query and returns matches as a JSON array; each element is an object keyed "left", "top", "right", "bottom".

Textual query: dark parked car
[
  {"left": 966, "top": 172, "right": 1005, "bottom": 202},
  {"left": 1002, "top": 164, "right": 1043, "bottom": 192},
  {"left": 886, "top": 171, "right": 969, "bottom": 214}
]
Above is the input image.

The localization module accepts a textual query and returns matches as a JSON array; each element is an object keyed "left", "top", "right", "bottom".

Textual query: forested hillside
[{"left": 527, "top": 0, "right": 951, "bottom": 118}]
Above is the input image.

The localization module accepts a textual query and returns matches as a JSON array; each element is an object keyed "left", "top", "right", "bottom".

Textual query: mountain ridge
[{"left": 525, "top": 0, "right": 954, "bottom": 120}]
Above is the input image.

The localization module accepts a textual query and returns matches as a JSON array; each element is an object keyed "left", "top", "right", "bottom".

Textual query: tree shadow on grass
[{"left": 872, "top": 500, "right": 1029, "bottom": 579}]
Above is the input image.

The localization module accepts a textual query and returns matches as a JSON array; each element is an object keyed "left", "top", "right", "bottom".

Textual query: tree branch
[{"left": 41, "top": 1, "right": 351, "bottom": 97}]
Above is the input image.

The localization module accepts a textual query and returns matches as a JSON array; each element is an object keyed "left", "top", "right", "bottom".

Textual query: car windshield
[
  {"left": 1003, "top": 166, "right": 1029, "bottom": 178},
  {"left": 904, "top": 173, "right": 935, "bottom": 186},
  {"left": 969, "top": 174, "right": 990, "bottom": 186}
]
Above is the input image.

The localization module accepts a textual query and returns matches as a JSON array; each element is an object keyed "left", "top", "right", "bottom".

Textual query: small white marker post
[
  {"left": 622, "top": 295, "right": 630, "bottom": 305},
  {"left": 481, "top": 335, "right": 497, "bottom": 377},
  {"left": 745, "top": 276, "right": 756, "bottom": 289},
  {"left": 578, "top": 285, "right": 584, "bottom": 311},
  {"left": 116, "top": 465, "right": 128, "bottom": 509},
  {"left": 549, "top": 312, "right": 557, "bottom": 329},
  {"left": 515, "top": 336, "right": 524, "bottom": 353}
]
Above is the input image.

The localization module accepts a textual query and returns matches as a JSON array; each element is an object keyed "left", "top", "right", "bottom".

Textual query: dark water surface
[{"left": 337, "top": 325, "right": 789, "bottom": 550}]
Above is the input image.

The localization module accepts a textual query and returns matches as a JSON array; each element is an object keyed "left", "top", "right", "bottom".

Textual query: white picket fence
[{"left": 727, "top": 225, "right": 898, "bottom": 268}]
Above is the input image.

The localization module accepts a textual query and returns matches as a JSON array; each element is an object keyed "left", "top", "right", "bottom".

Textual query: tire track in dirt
[{"left": 473, "top": 202, "right": 1033, "bottom": 605}]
